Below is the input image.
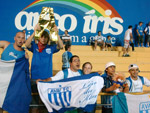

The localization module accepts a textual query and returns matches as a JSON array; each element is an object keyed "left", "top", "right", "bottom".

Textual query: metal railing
[{"left": 30, "top": 91, "right": 150, "bottom": 107}]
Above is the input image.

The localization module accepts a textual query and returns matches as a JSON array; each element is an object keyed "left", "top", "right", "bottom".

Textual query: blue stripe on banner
[
  {"left": 69, "top": 91, "right": 71, "bottom": 103},
  {"left": 39, "top": 72, "right": 100, "bottom": 84},
  {"left": 64, "top": 92, "right": 70, "bottom": 106},
  {"left": 2, "top": 57, "right": 31, "bottom": 113},
  {"left": 83, "top": 104, "right": 96, "bottom": 112},
  {"left": 38, "top": 72, "right": 103, "bottom": 113},
  {"left": 54, "top": 93, "right": 59, "bottom": 106},
  {"left": 48, "top": 94, "right": 52, "bottom": 103},
  {"left": 58, "top": 92, "right": 65, "bottom": 107},
  {"left": 112, "top": 92, "right": 128, "bottom": 113}
]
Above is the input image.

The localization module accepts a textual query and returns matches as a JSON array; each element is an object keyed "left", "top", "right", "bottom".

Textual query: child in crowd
[{"left": 105, "top": 36, "right": 112, "bottom": 51}]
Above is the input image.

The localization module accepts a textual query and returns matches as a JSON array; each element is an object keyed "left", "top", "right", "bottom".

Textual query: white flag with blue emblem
[
  {"left": 0, "top": 57, "right": 31, "bottom": 113},
  {"left": 37, "top": 73, "right": 104, "bottom": 113},
  {"left": 112, "top": 92, "right": 150, "bottom": 113}
]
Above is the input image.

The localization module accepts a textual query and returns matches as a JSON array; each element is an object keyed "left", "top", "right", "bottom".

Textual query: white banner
[{"left": 38, "top": 73, "right": 104, "bottom": 113}]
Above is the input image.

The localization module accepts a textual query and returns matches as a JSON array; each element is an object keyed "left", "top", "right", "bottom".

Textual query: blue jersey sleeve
[
  {"left": 27, "top": 41, "right": 35, "bottom": 52},
  {"left": 137, "top": 25, "right": 140, "bottom": 31},
  {"left": 51, "top": 44, "right": 60, "bottom": 54},
  {"left": 137, "top": 25, "right": 143, "bottom": 35},
  {"left": 106, "top": 39, "right": 111, "bottom": 44},
  {"left": 68, "top": 52, "right": 73, "bottom": 60}
]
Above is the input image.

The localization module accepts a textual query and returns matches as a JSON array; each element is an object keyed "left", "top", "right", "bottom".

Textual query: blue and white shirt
[
  {"left": 101, "top": 73, "right": 114, "bottom": 108},
  {"left": 126, "top": 76, "right": 150, "bottom": 92},
  {"left": 62, "top": 51, "right": 72, "bottom": 69},
  {"left": 51, "top": 68, "right": 81, "bottom": 81},
  {"left": 144, "top": 26, "right": 150, "bottom": 35},
  {"left": 1, "top": 43, "right": 25, "bottom": 61},
  {"left": 29, "top": 41, "right": 59, "bottom": 80}
]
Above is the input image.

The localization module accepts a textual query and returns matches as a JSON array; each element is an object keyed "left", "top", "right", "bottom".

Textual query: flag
[
  {"left": 0, "top": 57, "right": 31, "bottom": 113},
  {"left": 37, "top": 73, "right": 104, "bottom": 113},
  {"left": 112, "top": 92, "right": 150, "bottom": 113}
]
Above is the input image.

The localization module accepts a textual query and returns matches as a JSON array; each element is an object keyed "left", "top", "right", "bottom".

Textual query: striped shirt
[{"left": 101, "top": 73, "right": 115, "bottom": 108}]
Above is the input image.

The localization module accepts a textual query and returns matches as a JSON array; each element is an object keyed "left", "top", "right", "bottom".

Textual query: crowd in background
[{"left": 0, "top": 21, "right": 150, "bottom": 113}]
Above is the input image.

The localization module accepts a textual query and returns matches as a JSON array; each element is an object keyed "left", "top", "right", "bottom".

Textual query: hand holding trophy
[{"left": 34, "top": 7, "right": 58, "bottom": 43}]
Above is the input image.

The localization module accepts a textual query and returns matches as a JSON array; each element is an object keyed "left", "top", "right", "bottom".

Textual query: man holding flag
[
  {"left": 39, "top": 55, "right": 82, "bottom": 82},
  {"left": 112, "top": 64, "right": 150, "bottom": 113},
  {"left": 0, "top": 31, "right": 31, "bottom": 113},
  {"left": 37, "top": 55, "right": 104, "bottom": 113}
]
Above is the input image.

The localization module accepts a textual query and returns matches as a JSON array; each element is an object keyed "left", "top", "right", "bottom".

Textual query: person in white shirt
[
  {"left": 94, "top": 31, "right": 105, "bottom": 51},
  {"left": 123, "top": 25, "right": 133, "bottom": 57},
  {"left": 37, "top": 55, "right": 82, "bottom": 82},
  {"left": 62, "top": 30, "right": 71, "bottom": 45},
  {"left": 126, "top": 64, "right": 150, "bottom": 92},
  {"left": 36, "top": 55, "right": 83, "bottom": 113},
  {"left": 52, "top": 55, "right": 81, "bottom": 81},
  {"left": 144, "top": 22, "right": 150, "bottom": 47}
]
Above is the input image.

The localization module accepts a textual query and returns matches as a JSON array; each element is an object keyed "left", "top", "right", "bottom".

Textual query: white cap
[
  {"left": 105, "top": 62, "right": 116, "bottom": 70},
  {"left": 128, "top": 64, "right": 139, "bottom": 71}
]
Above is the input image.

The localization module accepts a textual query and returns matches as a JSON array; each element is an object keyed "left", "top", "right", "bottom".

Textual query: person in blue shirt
[
  {"left": 25, "top": 24, "right": 63, "bottom": 80},
  {"left": 25, "top": 24, "right": 63, "bottom": 113},
  {"left": 101, "top": 62, "right": 129, "bottom": 113},
  {"left": 0, "top": 32, "right": 26, "bottom": 61},
  {"left": 136, "top": 22, "right": 144, "bottom": 47},
  {"left": 101, "top": 62, "right": 117, "bottom": 113},
  {"left": 0, "top": 31, "right": 27, "bottom": 113},
  {"left": 62, "top": 44, "right": 73, "bottom": 70},
  {"left": 105, "top": 36, "right": 112, "bottom": 51},
  {"left": 144, "top": 22, "right": 150, "bottom": 47}
]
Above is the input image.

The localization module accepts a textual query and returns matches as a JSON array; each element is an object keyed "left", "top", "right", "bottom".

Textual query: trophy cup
[
  {"left": 49, "top": 8, "right": 58, "bottom": 42},
  {"left": 34, "top": 7, "right": 58, "bottom": 42}
]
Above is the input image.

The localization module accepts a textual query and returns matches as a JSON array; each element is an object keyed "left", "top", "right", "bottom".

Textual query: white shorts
[{"left": 124, "top": 40, "right": 130, "bottom": 49}]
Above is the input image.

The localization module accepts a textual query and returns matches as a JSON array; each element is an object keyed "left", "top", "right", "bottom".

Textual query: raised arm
[
  {"left": 102, "top": 83, "right": 118, "bottom": 92},
  {"left": 0, "top": 41, "right": 10, "bottom": 50},
  {"left": 25, "top": 24, "right": 40, "bottom": 48},
  {"left": 136, "top": 28, "right": 140, "bottom": 36},
  {"left": 54, "top": 25, "right": 63, "bottom": 49},
  {"left": 144, "top": 77, "right": 150, "bottom": 87},
  {"left": 25, "top": 32, "right": 34, "bottom": 48},
  {"left": 36, "top": 77, "right": 52, "bottom": 84},
  {"left": 57, "top": 35, "right": 63, "bottom": 49}
]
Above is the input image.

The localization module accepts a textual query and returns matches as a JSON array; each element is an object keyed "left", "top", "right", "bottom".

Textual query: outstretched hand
[
  {"left": 97, "top": 70, "right": 102, "bottom": 75},
  {"left": 36, "top": 78, "right": 52, "bottom": 84},
  {"left": 36, "top": 79, "right": 42, "bottom": 84},
  {"left": 34, "top": 23, "right": 41, "bottom": 31},
  {"left": 53, "top": 25, "right": 59, "bottom": 33},
  {"left": 25, "top": 51, "right": 29, "bottom": 59},
  {"left": 109, "top": 83, "right": 118, "bottom": 91},
  {"left": 123, "top": 83, "right": 129, "bottom": 93}
]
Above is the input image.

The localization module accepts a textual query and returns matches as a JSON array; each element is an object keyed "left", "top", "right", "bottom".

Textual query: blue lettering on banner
[
  {"left": 47, "top": 85, "right": 72, "bottom": 107},
  {"left": 79, "top": 81, "right": 97, "bottom": 105},
  {"left": 139, "top": 101, "right": 150, "bottom": 113}
]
